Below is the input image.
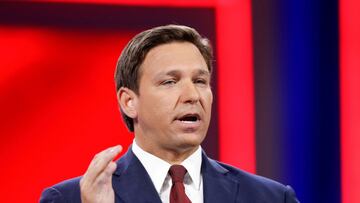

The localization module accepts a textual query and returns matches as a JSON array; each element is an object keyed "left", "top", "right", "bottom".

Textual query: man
[{"left": 40, "top": 25, "right": 299, "bottom": 203}]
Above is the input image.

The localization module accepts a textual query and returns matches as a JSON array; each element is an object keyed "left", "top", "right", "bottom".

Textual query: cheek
[
  {"left": 203, "top": 90, "right": 213, "bottom": 107},
  {"left": 140, "top": 94, "right": 174, "bottom": 116},
  {"left": 209, "top": 92, "right": 213, "bottom": 104}
]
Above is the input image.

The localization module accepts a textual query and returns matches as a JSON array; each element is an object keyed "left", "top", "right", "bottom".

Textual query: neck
[{"left": 135, "top": 137, "right": 199, "bottom": 165}]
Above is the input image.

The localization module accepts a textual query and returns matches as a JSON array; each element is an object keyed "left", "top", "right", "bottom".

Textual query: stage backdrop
[{"left": 0, "top": 1, "right": 359, "bottom": 203}]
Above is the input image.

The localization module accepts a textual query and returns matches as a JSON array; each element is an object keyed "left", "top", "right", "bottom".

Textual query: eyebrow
[
  {"left": 196, "top": 69, "right": 211, "bottom": 77},
  {"left": 162, "top": 70, "right": 182, "bottom": 77},
  {"left": 153, "top": 69, "right": 211, "bottom": 81},
  {"left": 155, "top": 69, "right": 210, "bottom": 79}
]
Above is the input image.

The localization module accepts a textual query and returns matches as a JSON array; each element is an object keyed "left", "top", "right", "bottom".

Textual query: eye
[
  {"left": 161, "top": 79, "right": 177, "bottom": 86},
  {"left": 194, "top": 78, "right": 208, "bottom": 85}
]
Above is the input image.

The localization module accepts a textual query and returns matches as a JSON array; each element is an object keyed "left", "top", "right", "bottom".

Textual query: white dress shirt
[{"left": 132, "top": 140, "right": 203, "bottom": 203}]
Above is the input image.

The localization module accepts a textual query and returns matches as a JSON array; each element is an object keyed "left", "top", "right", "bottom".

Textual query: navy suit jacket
[{"left": 40, "top": 148, "right": 299, "bottom": 203}]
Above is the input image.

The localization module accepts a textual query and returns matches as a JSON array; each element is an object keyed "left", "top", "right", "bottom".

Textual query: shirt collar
[
  {"left": 132, "top": 140, "right": 171, "bottom": 194},
  {"left": 181, "top": 145, "right": 202, "bottom": 190},
  {"left": 131, "top": 139, "right": 203, "bottom": 193}
]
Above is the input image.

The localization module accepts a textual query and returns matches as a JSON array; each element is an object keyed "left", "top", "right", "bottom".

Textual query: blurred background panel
[
  {"left": 0, "top": 23, "right": 136, "bottom": 203},
  {"left": 0, "top": 0, "right": 359, "bottom": 203},
  {"left": 0, "top": 2, "right": 218, "bottom": 202},
  {"left": 253, "top": 1, "right": 341, "bottom": 202}
]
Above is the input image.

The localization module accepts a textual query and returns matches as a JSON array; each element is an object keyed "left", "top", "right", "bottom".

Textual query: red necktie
[{"left": 169, "top": 165, "right": 192, "bottom": 203}]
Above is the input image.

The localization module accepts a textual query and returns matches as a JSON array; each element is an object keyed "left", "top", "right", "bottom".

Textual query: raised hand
[{"left": 80, "top": 145, "right": 122, "bottom": 203}]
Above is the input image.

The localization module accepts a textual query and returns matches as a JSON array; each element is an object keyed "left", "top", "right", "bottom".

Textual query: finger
[
  {"left": 93, "top": 161, "right": 117, "bottom": 186},
  {"left": 83, "top": 145, "right": 122, "bottom": 183},
  {"left": 89, "top": 145, "right": 122, "bottom": 169},
  {"left": 87, "top": 145, "right": 121, "bottom": 179}
]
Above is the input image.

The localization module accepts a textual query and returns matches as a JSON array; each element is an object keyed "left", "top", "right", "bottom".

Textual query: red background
[{"left": 0, "top": 26, "right": 135, "bottom": 201}]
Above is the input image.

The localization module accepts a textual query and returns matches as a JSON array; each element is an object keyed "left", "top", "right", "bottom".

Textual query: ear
[{"left": 117, "top": 87, "right": 138, "bottom": 119}]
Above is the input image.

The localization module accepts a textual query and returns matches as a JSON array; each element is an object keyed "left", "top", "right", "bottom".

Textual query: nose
[{"left": 180, "top": 80, "right": 201, "bottom": 104}]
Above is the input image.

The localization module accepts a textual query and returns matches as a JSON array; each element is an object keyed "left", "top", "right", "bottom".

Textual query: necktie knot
[
  {"left": 169, "top": 165, "right": 187, "bottom": 183},
  {"left": 168, "top": 165, "right": 191, "bottom": 203}
]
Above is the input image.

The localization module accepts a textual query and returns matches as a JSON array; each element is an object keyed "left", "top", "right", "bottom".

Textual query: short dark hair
[{"left": 114, "top": 24, "right": 213, "bottom": 132}]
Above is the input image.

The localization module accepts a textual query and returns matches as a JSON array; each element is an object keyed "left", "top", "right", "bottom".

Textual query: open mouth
[{"left": 177, "top": 114, "right": 200, "bottom": 123}]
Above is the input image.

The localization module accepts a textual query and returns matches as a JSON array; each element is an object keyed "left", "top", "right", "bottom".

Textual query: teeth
[{"left": 181, "top": 120, "right": 197, "bottom": 123}]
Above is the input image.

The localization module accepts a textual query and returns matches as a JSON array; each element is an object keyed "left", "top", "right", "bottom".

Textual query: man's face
[{"left": 133, "top": 42, "right": 213, "bottom": 155}]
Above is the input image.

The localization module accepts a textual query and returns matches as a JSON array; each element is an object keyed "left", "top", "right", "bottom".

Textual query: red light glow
[
  {"left": 216, "top": 0, "right": 256, "bottom": 173},
  {"left": 340, "top": 0, "right": 360, "bottom": 202}
]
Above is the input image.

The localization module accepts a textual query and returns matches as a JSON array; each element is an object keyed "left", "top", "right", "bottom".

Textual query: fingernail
[{"left": 109, "top": 145, "right": 121, "bottom": 153}]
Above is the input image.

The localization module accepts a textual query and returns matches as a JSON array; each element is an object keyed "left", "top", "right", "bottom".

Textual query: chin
[{"left": 176, "top": 134, "right": 205, "bottom": 148}]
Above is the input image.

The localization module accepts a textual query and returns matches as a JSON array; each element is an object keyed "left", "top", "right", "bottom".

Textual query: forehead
[{"left": 140, "top": 42, "right": 209, "bottom": 76}]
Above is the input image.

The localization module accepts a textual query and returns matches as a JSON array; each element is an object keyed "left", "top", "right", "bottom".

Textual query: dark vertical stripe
[{"left": 253, "top": 0, "right": 283, "bottom": 179}]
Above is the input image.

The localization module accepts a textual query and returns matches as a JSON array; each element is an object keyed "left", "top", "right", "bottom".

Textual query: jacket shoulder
[
  {"left": 216, "top": 160, "right": 285, "bottom": 187},
  {"left": 40, "top": 177, "right": 82, "bottom": 203},
  {"left": 210, "top": 159, "right": 299, "bottom": 202}
]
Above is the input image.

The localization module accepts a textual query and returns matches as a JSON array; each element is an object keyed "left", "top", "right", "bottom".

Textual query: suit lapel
[
  {"left": 112, "top": 147, "right": 162, "bottom": 203},
  {"left": 202, "top": 152, "right": 239, "bottom": 203},
  {"left": 111, "top": 148, "right": 239, "bottom": 203}
]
